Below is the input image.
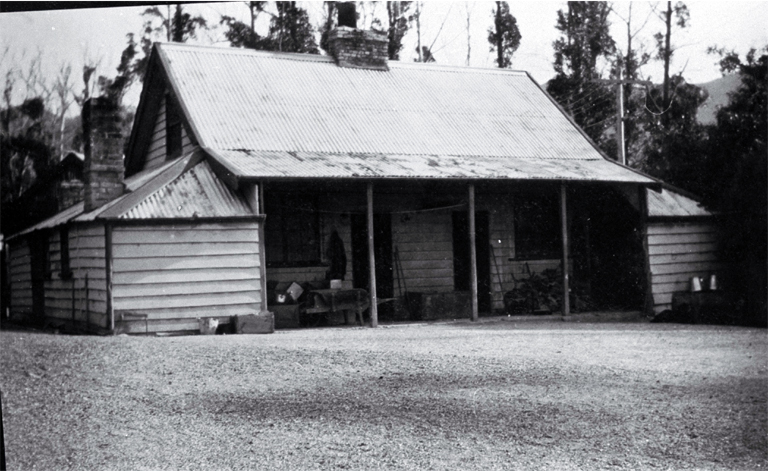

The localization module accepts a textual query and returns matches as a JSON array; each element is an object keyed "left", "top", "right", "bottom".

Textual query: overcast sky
[{"left": 2, "top": 1, "right": 766, "bottom": 113}]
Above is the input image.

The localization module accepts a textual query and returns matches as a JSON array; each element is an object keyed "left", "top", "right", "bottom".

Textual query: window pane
[
  {"left": 514, "top": 194, "right": 560, "bottom": 259},
  {"left": 264, "top": 193, "right": 319, "bottom": 265}
]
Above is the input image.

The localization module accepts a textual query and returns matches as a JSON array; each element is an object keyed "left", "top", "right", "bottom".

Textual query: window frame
[{"left": 264, "top": 193, "right": 322, "bottom": 268}]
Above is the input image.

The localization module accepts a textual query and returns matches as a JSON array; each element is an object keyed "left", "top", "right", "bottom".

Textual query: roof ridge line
[
  {"left": 158, "top": 42, "right": 530, "bottom": 74},
  {"left": 218, "top": 149, "right": 602, "bottom": 160}
]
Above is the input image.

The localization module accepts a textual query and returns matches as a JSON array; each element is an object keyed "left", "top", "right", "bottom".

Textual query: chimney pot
[{"left": 337, "top": 2, "right": 357, "bottom": 28}]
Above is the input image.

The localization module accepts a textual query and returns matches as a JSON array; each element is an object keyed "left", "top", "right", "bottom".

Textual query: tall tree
[
  {"left": 703, "top": 49, "right": 767, "bottom": 324},
  {"left": 653, "top": 1, "right": 689, "bottom": 124},
  {"left": 640, "top": 76, "right": 708, "bottom": 192},
  {"left": 465, "top": 2, "right": 473, "bottom": 66},
  {"left": 319, "top": 1, "right": 337, "bottom": 54},
  {"left": 487, "top": 1, "right": 522, "bottom": 68},
  {"left": 269, "top": 2, "right": 319, "bottom": 53},
  {"left": 126, "top": 4, "right": 208, "bottom": 84},
  {"left": 222, "top": 2, "right": 318, "bottom": 54},
  {"left": 386, "top": 2, "right": 413, "bottom": 60},
  {"left": 612, "top": 3, "right": 653, "bottom": 166},
  {"left": 415, "top": 1, "right": 422, "bottom": 62},
  {"left": 547, "top": 2, "right": 616, "bottom": 151},
  {"left": 221, "top": 2, "right": 270, "bottom": 50}
]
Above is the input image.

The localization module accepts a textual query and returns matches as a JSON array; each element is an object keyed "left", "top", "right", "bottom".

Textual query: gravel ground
[{"left": 1, "top": 320, "right": 766, "bottom": 471}]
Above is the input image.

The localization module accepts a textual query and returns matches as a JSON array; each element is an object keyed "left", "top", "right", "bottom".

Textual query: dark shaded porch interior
[{"left": 261, "top": 179, "right": 647, "bottom": 326}]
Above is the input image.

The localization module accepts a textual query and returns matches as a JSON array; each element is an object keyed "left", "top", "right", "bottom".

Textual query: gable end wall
[{"left": 143, "top": 94, "right": 195, "bottom": 172}]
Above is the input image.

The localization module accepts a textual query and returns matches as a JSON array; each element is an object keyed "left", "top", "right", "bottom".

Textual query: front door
[
  {"left": 351, "top": 213, "right": 394, "bottom": 299},
  {"left": 453, "top": 211, "right": 492, "bottom": 313}
]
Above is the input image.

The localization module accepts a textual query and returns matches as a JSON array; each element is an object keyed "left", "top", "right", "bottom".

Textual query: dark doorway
[
  {"left": 453, "top": 211, "right": 492, "bottom": 313},
  {"left": 351, "top": 213, "right": 394, "bottom": 299}
]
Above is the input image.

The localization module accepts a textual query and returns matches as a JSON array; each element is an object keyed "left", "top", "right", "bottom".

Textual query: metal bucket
[
  {"left": 708, "top": 274, "right": 718, "bottom": 291},
  {"left": 690, "top": 276, "right": 702, "bottom": 292}
]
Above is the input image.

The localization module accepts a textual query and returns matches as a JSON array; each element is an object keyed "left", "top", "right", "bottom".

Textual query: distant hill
[{"left": 695, "top": 73, "right": 742, "bottom": 125}]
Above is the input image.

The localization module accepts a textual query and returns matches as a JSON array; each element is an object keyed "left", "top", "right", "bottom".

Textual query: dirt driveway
[{"left": 1, "top": 320, "right": 766, "bottom": 470}]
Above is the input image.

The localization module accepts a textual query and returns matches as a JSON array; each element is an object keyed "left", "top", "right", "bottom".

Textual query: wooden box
[
  {"left": 234, "top": 312, "right": 275, "bottom": 334},
  {"left": 272, "top": 304, "right": 301, "bottom": 329}
]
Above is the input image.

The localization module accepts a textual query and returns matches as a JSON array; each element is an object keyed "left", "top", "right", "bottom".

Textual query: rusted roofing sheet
[
  {"left": 647, "top": 187, "right": 712, "bottom": 217},
  {"left": 157, "top": 43, "right": 652, "bottom": 184},
  {"left": 210, "top": 149, "right": 652, "bottom": 183},
  {"left": 121, "top": 160, "right": 252, "bottom": 218}
]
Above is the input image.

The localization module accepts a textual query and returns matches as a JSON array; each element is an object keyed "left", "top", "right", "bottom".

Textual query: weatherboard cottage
[{"left": 6, "top": 16, "right": 721, "bottom": 334}]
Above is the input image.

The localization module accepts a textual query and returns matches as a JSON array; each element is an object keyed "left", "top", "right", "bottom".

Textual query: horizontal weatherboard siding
[
  {"left": 647, "top": 221, "right": 723, "bottom": 313},
  {"left": 111, "top": 222, "right": 263, "bottom": 324},
  {"left": 9, "top": 240, "right": 33, "bottom": 312}
]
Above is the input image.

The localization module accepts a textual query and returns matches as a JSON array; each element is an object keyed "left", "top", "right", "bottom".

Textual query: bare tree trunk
[
  {"left": 495, "top": 1, "right": 503, "bottom": 68},
  {"left": 465, "top": 2, "right": 471, "bottom": 66},
  {"left": 166, "top": 4, "right": 171, "bottom": 41},
  {"left": 624, "top": 3, "right": 633, "bottom": 113},
  {"left": 662, "top": 1, "right": 672, "bottom": 116},
  {"left": 415, "top": 2, "right": 422, "bottom": 62}
]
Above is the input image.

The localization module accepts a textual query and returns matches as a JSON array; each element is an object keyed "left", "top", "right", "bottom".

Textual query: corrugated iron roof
[
  {"left": 121, "top": 160, "right": 252, "bottom": 218},
  {"left": 156, "top": 43, "right": 653, "bottom": 184},
  {"left": 8, "top": 153, "right": 255, "bottom": 238},
  {"left": 9, "top": 159, "right": 179, "bottom": 238},
  {"left": 647, "top": 187, "right": 713, "bottom": 217},
  {"left": 210, "top": 149, "right": 651, "bottom": 183}
]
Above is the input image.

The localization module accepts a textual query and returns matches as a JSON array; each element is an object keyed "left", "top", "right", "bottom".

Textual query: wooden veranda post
[
  {"left": 367, "top": 183, "right": 378, "bottom": 327},
  {"left": 560, "top": 183, "right": 570, "bottom": 316},
  {"left": 468, "top": 184, "right": 479, "bottom": 321},
  {"left": 639, "top": 185, "right": 654, "bottom": 316}
]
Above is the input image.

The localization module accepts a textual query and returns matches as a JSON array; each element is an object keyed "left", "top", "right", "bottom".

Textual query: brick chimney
[
  {"left": 58, "top": 179, "right": 84, "bottom": 211},
  {"left": 82, "top": 96, "right": 125, "bottom": 212},
  {"left": 328, "top": 2, "right": 389, "bottom": 71}
]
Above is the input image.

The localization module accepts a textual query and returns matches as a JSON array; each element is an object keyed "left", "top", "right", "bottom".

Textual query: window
[
  {"left": 60, "top": 226, "right": 72, "bottom": 279},
  {"left": 264, "top": 193, "right": 321, "bottom": 266},
  {"left": 165, "top": 94, "right": 183, "bottom": 160},
  {"left": 514, "top": 193, "right": 561, "bottom": 260}
]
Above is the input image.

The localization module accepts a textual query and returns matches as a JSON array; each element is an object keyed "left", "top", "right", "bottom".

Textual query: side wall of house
[
  {"left": 111, "top": 221, "right": 263, "bottom": 333},
  {"left": 50, "top": 224, "right": 108, "bottom": 328},
  {"left": 8, "top": 224, "right": 107, "bottom": 328},
  {"left": 143, "top": 94, "right": 195, "bottom": 171},
  {"left": 647, "top": 220, "right": 722, "bottom": 313},
  {"left": 8, "top": 239, "right": 33, "bottom": 317}
]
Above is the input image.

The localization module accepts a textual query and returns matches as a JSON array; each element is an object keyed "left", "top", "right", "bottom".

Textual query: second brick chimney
[
  {"left": 82, "top": 96, "right": 125, "bottom": 213},
  {"left": 328, "top": 3, "right": 389, "bottom": 71}
]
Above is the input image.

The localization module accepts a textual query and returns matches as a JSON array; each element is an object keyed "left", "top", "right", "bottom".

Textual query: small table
[
  {"left": 672, "top": 291, "right": 733, "bottom": 324},
  {"left": 303, "top": 289, "right": 369, "bottom": 326}
]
